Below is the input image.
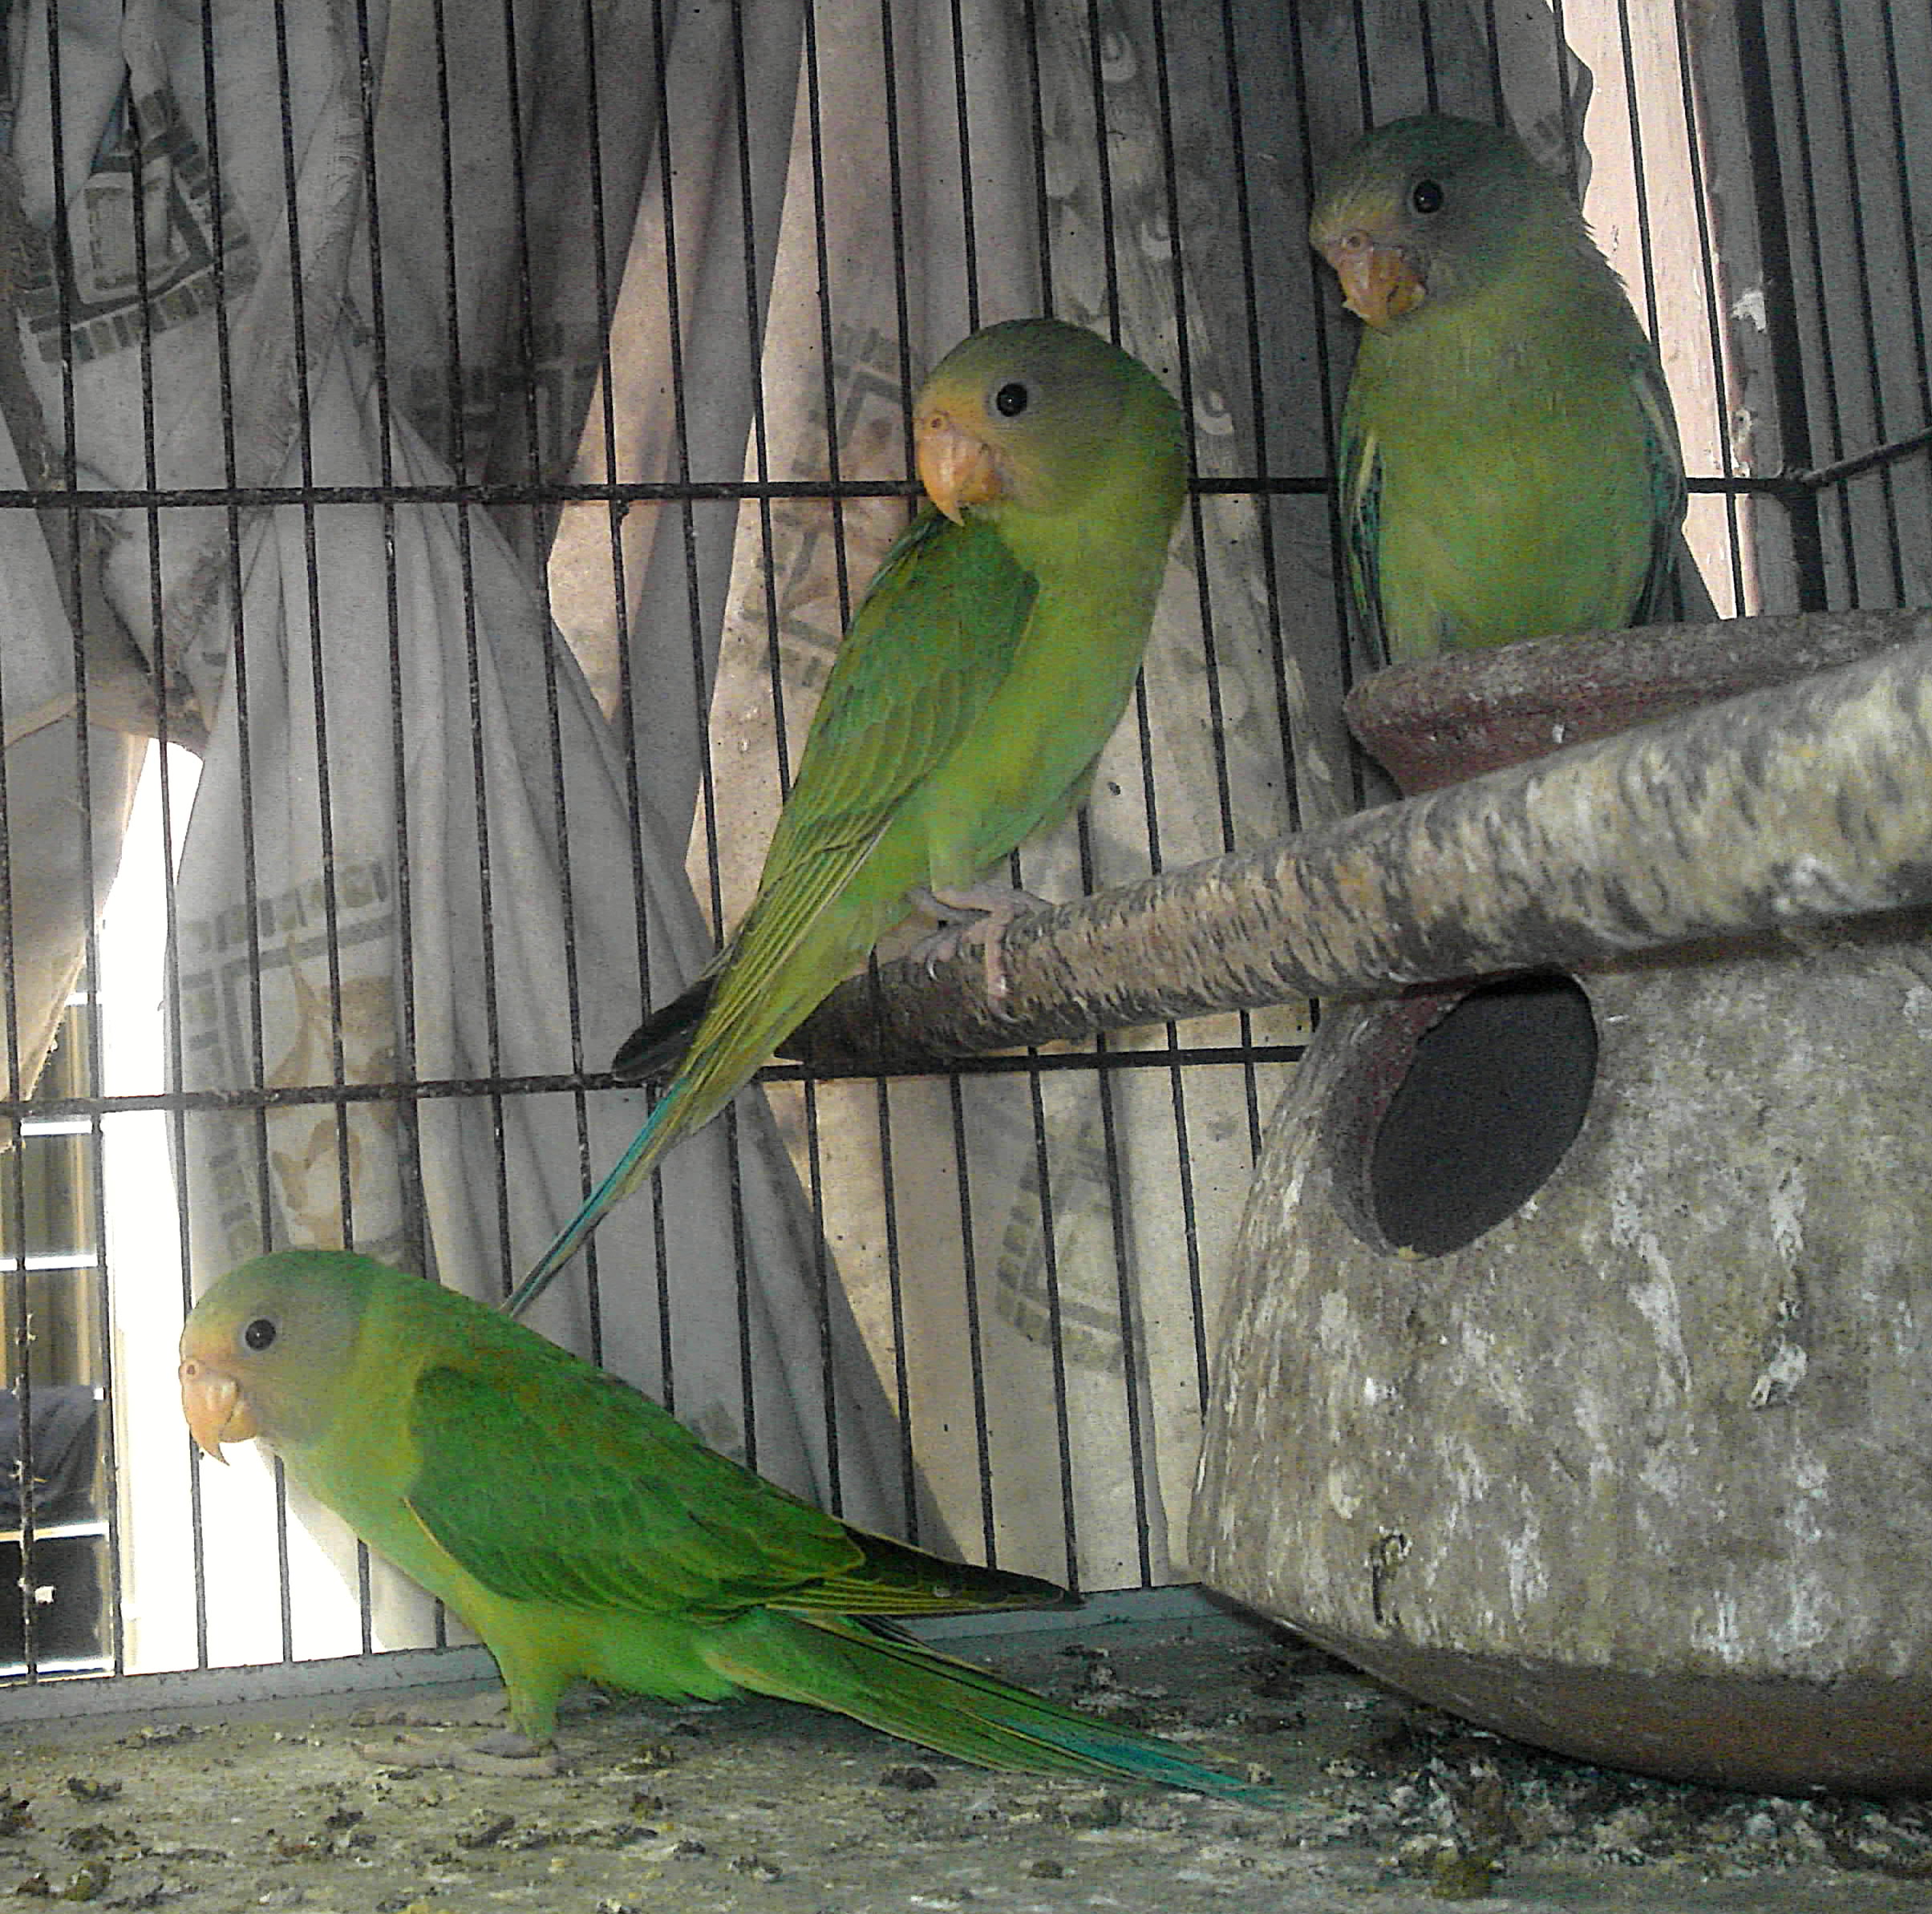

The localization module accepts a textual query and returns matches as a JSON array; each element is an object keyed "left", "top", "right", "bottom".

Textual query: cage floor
[{"left": 5, "top": 1617, "right": 1930, "bottom": 1912}]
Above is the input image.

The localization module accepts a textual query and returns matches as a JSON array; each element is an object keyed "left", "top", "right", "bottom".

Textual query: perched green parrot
[
  {"left": 180, "top": 1251, "right": 1268, "bottom": 1793},
  {"left": 511, "top": 318, "right": 1187, "bottom": 1316},
  {"left": 1310, "top": 113, "right": 1685, "bottom": 666}
]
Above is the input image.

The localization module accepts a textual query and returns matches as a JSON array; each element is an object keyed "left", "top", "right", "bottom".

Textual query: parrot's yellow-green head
[
  {"left": 1311, "top": 114, "right": 1582, "bottom": 330},
  {"left": 913, "top": 317, "right": 1177, "bottom": 524},
  {"left": 179, "top": 1251, "right": 379, "bottom": 1459}
]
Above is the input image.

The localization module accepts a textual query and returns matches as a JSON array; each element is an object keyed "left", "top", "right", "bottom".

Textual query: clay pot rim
[{"left": 1343, "top": 609, "right": 1932, "bottom": 794}]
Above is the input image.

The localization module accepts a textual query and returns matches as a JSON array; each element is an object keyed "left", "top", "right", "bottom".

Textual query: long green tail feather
[
  {"left": 503, "top": 1077, "right": 695, "bottom": 1319},
  {"left": 704, "top": 1609, "right": 1281, "bottom": 1801}
]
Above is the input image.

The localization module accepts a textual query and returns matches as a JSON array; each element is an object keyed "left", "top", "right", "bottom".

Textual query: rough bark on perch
[{"left": 783, "top": 610, "right": 1932, "bottom": 1073}]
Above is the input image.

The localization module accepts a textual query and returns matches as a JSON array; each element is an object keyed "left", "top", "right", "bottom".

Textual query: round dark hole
[{"left": 1368, "top": 973, "right": 1598, "bottom": 1256}]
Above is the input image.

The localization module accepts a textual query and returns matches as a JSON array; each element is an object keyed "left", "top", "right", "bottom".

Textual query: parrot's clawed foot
[
  {"left": 354, "top": 1688, "right": 563, "bottom": 1775},
  {"left": 456, "top": 1729, "right": 565, "bottom": 1777},
  {"left": 909, "top": 882, "right": 1049, "bottom": 1004},
  {"left": 357, "top": 1727, "right": 563, "bottom": 1778},
  {"left": 356, "top": 1686, "right": 513, "bottom": 1731}
]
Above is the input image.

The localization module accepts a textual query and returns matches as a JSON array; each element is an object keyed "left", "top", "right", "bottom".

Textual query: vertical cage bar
[{"left": 1735, "top": 0, "right": 1826, "bottom": 607}]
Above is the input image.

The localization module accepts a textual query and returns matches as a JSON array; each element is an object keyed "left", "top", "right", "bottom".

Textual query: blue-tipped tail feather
[{"left": 503, "top": 1078, "right": 691, "bottom": 1319}]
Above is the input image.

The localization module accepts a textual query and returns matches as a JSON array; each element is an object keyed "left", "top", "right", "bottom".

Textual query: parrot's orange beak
[
  {"left": 1323, "top": 233, "right": 1426, "bottom": 329},
  {"left": 178, "top": 1353, "right": 256, "bottom": 1462},
  {"left": 915, "top": 408, "right": 1005, "bottom": 524}
]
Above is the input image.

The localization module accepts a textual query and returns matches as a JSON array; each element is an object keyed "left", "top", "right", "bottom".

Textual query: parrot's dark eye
[
  {"left": 243, "top": 1317, "right": 277, "bottom": 1352},
  {"left": 1410, "top": 177, "right": 1444, "bottom": 216},
  {"left": 993, "top": 380, "right": 1031, "bottom": 419}
]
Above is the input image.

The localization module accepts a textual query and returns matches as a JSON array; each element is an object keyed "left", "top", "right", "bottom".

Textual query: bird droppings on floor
[{"left": 4, "top": 1632, "right": 1931, "bottom": 1912}]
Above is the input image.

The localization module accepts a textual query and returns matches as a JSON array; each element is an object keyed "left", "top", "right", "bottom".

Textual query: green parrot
[
  {"left": 1310, "top": 113, "right": 1686, "bottom": 666},
  {"left": 511, "top": 317, "right": 1187, "bottom": 1316},
  {"left": 180, "top": 1251, "right": 1269, "bottom": 1794}
]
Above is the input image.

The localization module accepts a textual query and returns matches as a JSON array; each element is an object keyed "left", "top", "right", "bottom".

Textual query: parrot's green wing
[
  {"left": 722, "top": 507, "right": 1039, "bottom": 978},
  {"left": 1335, "top": 405, "right": 1390, "bottom": 670},
  {"left": 401, "top": 1343, "right": 1063, "bottom": 1625},
  {"left": 1629, "top": 346, "right": 1687, "bottom": 625}
]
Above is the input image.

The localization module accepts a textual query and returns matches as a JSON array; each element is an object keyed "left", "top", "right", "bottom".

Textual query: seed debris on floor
[{"left": 3, "top": 1633, "right": 1930, "bottom": 1912}]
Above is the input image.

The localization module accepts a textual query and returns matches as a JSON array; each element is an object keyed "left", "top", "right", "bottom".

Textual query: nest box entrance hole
[{"left": 1364, "top": 973, "right": 1598, "bottom": 1256}]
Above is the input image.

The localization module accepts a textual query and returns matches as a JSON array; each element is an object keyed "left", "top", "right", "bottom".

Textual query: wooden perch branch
[{"left": 783, "top": 610, "right": 1932, "bottom": 1075}]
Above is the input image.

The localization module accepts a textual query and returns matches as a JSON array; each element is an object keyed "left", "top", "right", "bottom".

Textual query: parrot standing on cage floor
[
  {"left": 180, "top": 1251, "right": 1273, "bottom": 1794},
  {"left": 1310, "top": 112, "right": 1686, "bottom": 667},
  {"left": 506, "top": 317, "right": 1189, "bottom": 1317}
]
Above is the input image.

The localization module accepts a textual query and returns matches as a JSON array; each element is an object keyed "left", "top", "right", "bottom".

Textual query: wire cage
[{"left": 0, "top": 0, "right": 1925, "bottom": 1737}]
